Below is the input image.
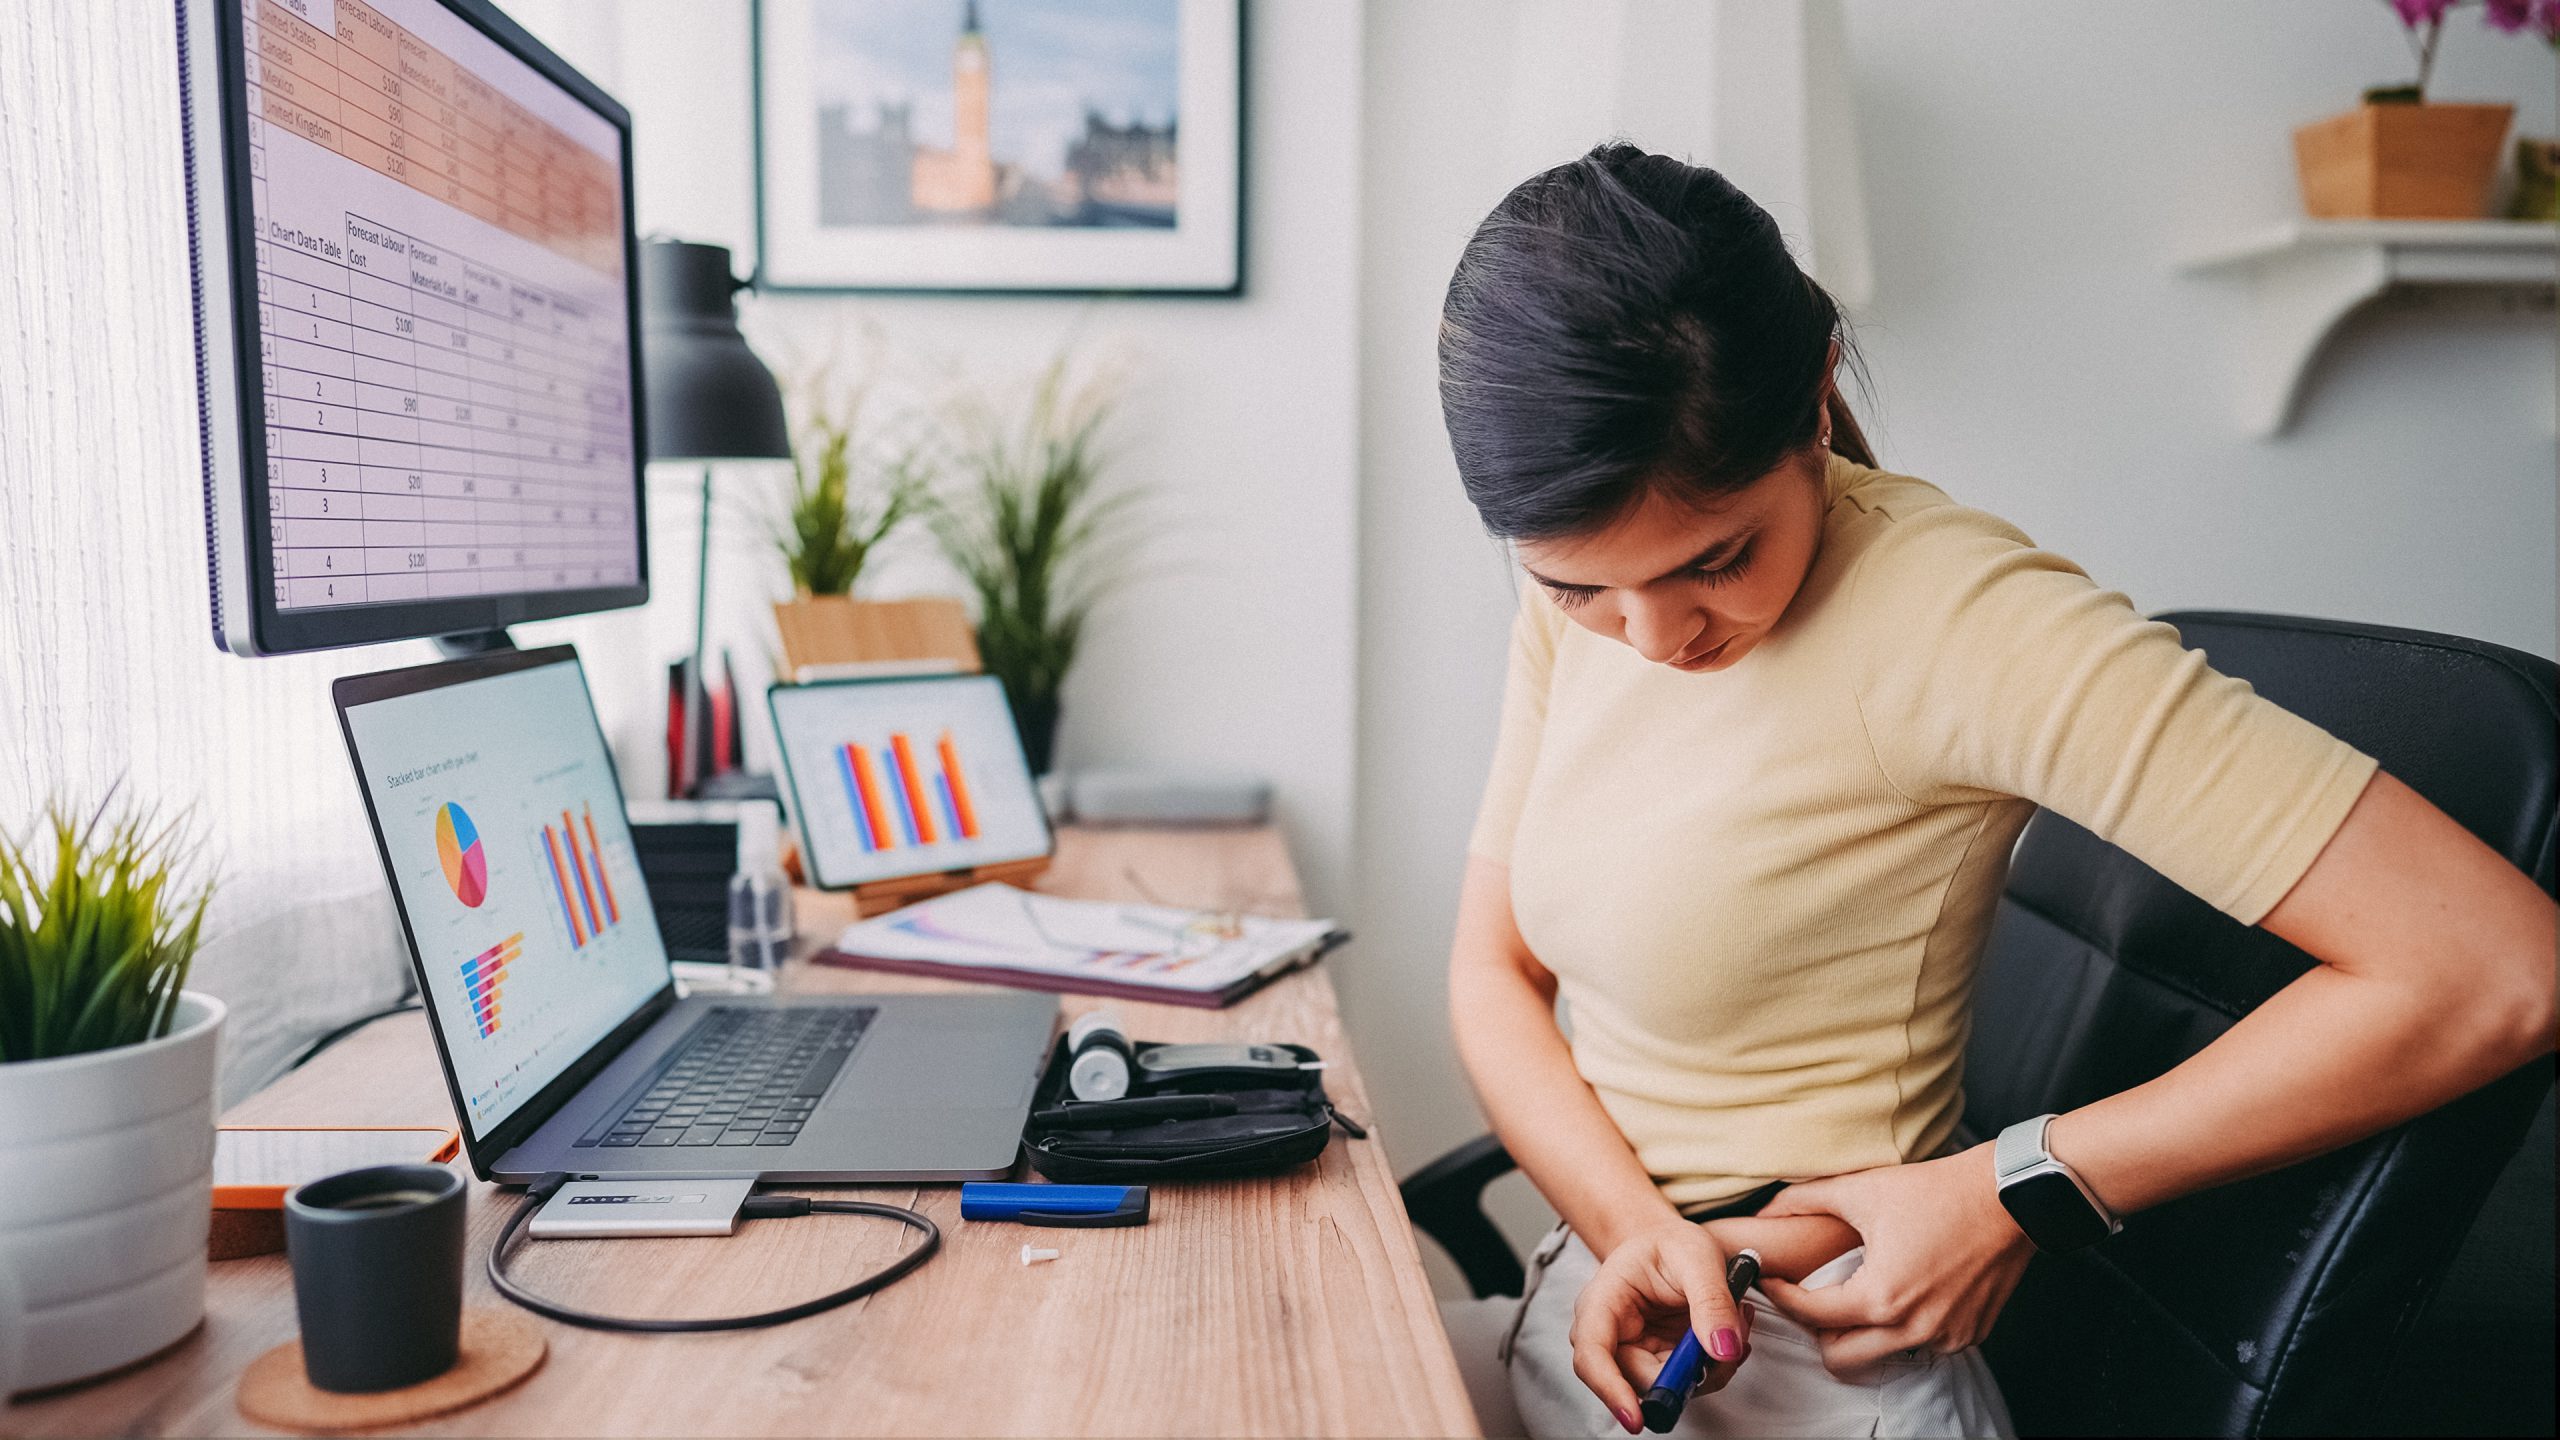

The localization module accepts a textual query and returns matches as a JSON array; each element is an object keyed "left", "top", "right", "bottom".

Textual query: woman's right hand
[{"left": 1569, "top": 1219, "right": 1754, "bottom": 1434}]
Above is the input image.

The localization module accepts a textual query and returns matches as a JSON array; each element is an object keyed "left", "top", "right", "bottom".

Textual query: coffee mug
[{"left": 282, "top": 1162, "right": 467, "bottom": 1392}]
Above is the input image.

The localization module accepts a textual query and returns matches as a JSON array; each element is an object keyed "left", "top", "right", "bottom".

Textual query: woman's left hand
[{"left": 1751, "top": 1143, "right": 2037, "bottom": 1374}]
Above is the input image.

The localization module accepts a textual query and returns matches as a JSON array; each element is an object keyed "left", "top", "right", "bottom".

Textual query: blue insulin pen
[
  {"left": 1638, "top": 1248, "right": 1762, "bottom": 1434},
  {"left": 958, "top": 1182, "right": 1151, "bottom": 1228}
]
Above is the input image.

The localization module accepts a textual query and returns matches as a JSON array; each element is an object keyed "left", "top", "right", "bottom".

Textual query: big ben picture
[{"left": 756, "top": 0, "right": 1243, "bottom": 293}]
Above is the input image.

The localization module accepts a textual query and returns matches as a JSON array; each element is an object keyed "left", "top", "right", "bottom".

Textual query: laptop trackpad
[{"left": 830, "top": 1005, "right": 1041, "bottom": 1112}]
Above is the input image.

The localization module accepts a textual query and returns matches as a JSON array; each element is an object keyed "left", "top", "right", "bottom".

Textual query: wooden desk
[{"left": 8, "top": 827, "right": 1478, "bottom": 1438}]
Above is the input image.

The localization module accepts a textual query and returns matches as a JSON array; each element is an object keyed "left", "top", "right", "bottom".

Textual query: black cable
[{"left": 486, "top": 1174, "right": 941, "bottom": 1332}]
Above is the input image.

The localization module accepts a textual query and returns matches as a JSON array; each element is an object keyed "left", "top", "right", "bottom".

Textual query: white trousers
[{"left": 1495, "top": 1226, "right": 2015, "bottom": 1440}]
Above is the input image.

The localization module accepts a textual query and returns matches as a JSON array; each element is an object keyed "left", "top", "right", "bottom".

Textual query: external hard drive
[{"left": 528, "top": 1176, "right": 759, "bottom": 1238}]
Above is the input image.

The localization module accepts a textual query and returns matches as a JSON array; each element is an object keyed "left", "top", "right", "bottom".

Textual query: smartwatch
[{"left": 1993, "top": 1114, "right": 2122, "bottom": 1253}]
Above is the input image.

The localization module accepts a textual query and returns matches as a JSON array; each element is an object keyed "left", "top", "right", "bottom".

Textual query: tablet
[{"left": 769, "top": 673, "right": 1053, "bottom": 890}]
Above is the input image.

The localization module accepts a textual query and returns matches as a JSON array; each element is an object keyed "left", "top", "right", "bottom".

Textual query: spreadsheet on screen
[{"left": 235, "top": 0, "right": 637, "bottom": 613}]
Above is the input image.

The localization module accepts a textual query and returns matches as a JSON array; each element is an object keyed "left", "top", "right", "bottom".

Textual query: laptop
[{"left": 332, "top": 645, "right": 1055, "bottom": 1185}]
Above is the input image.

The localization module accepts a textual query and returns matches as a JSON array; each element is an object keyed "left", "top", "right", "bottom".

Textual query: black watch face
[{"left": 1999, "top": 1171, "right": 2114, "bottom": 1253}]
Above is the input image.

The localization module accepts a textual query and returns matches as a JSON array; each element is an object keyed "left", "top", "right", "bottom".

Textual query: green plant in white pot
[
  {"left": 933, "top": 357, "right": 1144, "bottom": 777},
  {"left": 0, "top": 798, "right": 222, "bottom": 1396}
]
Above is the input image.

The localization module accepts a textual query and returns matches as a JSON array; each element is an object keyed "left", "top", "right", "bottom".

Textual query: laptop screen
[{"left": 341, "top": 654, "right": 669, "bottom": 1139}]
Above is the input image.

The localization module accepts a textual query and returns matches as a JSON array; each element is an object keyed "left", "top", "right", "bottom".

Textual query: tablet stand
[{"left": 851, "top": 855, "right": 1052, "bottom": 917}]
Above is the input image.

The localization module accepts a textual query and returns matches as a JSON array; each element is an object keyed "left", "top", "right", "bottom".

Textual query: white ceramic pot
[{"left": 0, "top": 991, "right": 224, "bottom": 1396}]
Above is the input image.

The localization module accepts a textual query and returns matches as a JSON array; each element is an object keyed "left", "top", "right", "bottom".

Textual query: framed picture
[{"left": 753, "top": 0, "right": 1243, "bottom": 295}]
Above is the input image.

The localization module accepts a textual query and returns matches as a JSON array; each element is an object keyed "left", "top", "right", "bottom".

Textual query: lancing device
[{"left": 1639, "top": 1248, "right": 1761, "bottom": 1434}]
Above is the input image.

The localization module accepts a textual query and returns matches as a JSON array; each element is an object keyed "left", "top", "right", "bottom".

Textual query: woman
[{"left": 1440, "top": 144, "right": 2556, "bottom": 1439}]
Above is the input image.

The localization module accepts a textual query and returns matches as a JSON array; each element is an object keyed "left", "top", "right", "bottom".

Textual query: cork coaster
[{"left": 237, "top": 1308, "right": 545, "bottom": 1432}]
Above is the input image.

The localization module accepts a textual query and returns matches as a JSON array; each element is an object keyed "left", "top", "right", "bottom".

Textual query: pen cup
[{"left": 282, "top": 1163, "right": 467, "bottom": 1393}]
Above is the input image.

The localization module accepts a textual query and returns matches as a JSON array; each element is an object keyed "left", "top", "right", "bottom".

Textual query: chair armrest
[{"left": 1400, "top": 1133, "right": 1526, "bottom": 1298}]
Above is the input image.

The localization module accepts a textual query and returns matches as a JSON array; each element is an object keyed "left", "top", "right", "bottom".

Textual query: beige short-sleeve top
[{"left": 1469, "top": 454, "right": 2377, "bottom": 1209}]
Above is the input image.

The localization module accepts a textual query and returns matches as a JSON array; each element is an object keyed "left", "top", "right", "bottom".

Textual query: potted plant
[
  {"left": 934, "top": 357, "right": 1144, "bottom": 777},
  {"left": 0, "top": 798, "right": 221, "bottom": 1396},
  {"left": 2293, "top": 0, "right": 2554, "bottom": 218},
  {"left": 766, "top": 386, "right": 954, "bottom": 677}
]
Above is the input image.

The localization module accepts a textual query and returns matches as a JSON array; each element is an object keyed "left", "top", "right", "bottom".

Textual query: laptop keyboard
[{"left": 576, "top": 1005, "right": 876, "bottom": 1149}]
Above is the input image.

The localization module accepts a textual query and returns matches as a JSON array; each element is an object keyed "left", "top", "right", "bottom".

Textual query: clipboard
[{"left": 813, "top": 883, "right": 1349, "bottom": 1009}]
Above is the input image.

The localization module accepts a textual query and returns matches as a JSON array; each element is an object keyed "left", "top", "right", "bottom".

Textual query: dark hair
[{"left": 1438, "top": 143, "right": 1872, "bottom": 541}]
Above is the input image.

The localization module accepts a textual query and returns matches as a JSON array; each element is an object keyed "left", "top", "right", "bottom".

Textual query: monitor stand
[{"left": 433, "top": 629, "right": 517, "bottom": 659}]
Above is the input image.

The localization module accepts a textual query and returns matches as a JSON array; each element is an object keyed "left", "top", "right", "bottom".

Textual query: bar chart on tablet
[{"left": 835, "top": 730, "right": 983, "bottom": 853}]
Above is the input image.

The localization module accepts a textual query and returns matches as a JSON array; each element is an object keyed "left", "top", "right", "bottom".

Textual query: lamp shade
[{"left": 639, "top": 238, "right": 791, "bottom": 462}]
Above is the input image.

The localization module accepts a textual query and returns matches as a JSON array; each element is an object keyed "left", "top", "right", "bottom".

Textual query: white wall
[
  {"left": 1839, "top": 0, "right": 2558, "bottom": 655},
  {"left": 1353, "top": 0, "right": 1597, "bottom": 1275},
  {"left": 1353, "top": 0, "right": 2560, "bottom": 1277}
]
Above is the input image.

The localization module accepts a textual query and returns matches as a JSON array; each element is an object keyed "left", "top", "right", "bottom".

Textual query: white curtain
[{"left": 0, "top": 6, "right": 425, "bottom": 1101}]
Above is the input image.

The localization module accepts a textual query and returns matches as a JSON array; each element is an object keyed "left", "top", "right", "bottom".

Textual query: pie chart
[{"left": 434, "top": 803, "right": 489, "bottom": 907}]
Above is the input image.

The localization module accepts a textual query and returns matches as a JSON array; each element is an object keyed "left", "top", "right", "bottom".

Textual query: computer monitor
[{"left": 180, "top": 0, "right": 647, "bottom": 655}]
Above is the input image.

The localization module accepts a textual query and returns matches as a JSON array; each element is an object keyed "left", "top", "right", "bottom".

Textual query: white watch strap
[{"left": 1994, "top": 1113, "right": 2058, "bottom": 1181}]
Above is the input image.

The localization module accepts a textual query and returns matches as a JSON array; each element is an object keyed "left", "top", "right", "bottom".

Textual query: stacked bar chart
[
  {"left": 835, "top": 729, "right": 981, "bottom": 853},
  {"left": 459, "top": 932, "right": 522, "bottom": 1038},
  {"left": 538, "top": 804, "right": 622, "bottom": 947}
]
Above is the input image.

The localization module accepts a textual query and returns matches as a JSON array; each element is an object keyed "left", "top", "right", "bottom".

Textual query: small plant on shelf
[
  {"left": 933, "top": 356, "right": 1145, "bottom": 776},
  {"left": 0, "top": 794, "right": 215, "bottom": 1063},
  {"left": 2367, "top": 0, "right": 2557, "bottom": 103},
  {"left": 2294, "top": 0, "right": 2554, "bottom": 218}
]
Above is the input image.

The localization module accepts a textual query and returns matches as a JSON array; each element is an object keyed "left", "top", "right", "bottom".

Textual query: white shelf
[{"left": 2177, "top": 219, "right": 2557, "bottom": 437}]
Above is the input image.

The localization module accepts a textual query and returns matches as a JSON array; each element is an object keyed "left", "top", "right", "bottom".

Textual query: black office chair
[{"left": 1401, "top": 612, "right": 2557, "bottom": 1437}]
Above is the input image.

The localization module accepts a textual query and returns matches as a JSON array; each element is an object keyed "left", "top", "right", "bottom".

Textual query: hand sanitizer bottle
[{"left": 726, "top": 801, "right": 792, "bottom": 992}]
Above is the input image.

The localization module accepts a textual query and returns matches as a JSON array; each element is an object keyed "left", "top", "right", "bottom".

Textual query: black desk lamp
[{"left": 640, "top": 238, "right": 790, "bottom": 799}]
